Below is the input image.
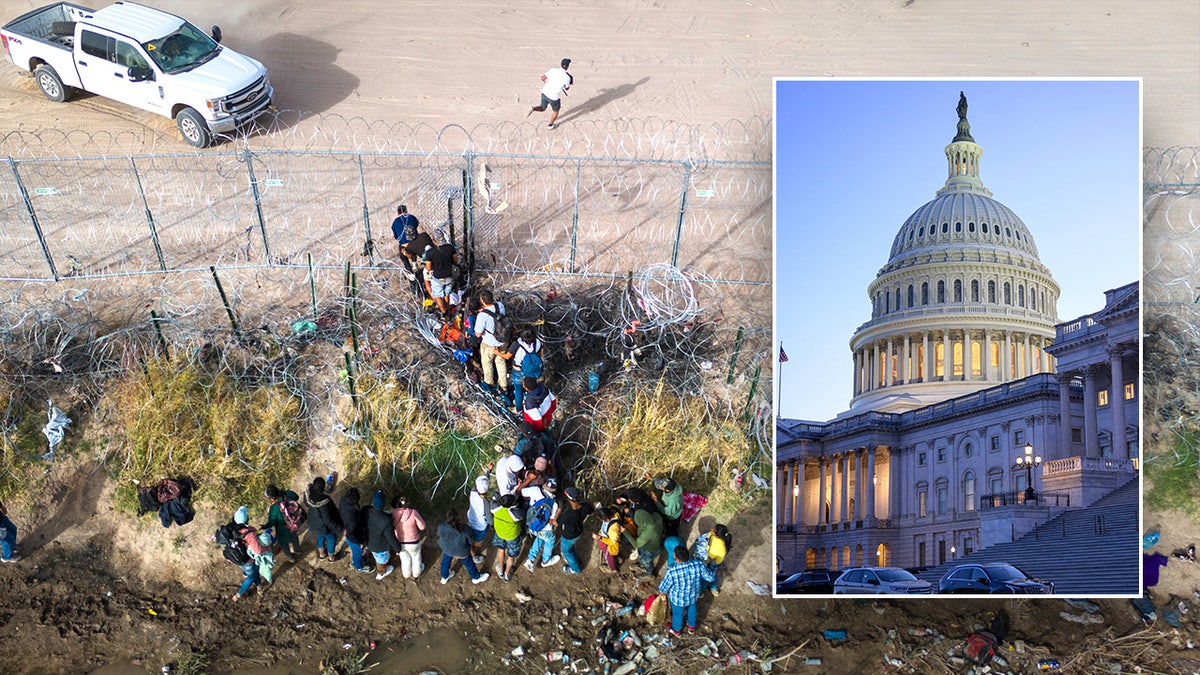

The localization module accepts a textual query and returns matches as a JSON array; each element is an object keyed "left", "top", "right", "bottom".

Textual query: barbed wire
[
  {"left": 1144, "top": 146, "right": 1200, "bottom": 194},
  {"left": 0, "top": 111, "right": 773, "bottom": 163}
]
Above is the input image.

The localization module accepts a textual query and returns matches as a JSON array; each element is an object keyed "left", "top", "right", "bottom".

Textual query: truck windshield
[{"left": 143, "top": 22, "right": 219, "bottom": 73}]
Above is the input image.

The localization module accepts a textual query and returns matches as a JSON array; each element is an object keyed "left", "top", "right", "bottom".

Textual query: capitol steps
[{"left": 916, "top": 475, "right": 1141, "bottom": 595}]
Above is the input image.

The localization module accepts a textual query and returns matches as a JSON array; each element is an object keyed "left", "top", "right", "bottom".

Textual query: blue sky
[{"left": 774, "top": 79, "right": 1141, "bottom": 422}]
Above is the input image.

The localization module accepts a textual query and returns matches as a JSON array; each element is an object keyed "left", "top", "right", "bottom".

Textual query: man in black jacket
[
  {"left": 302, "top": 477, "right": 343, "bottom": 562},
  {"left": 557, "top": 486, "right": 594, "bottom": 574},
  {"left": 339, "top": 488, "right": 373, "bottom": 573},
  {"left": 367, "top": 490, "right": 402, "bottom": 580}
]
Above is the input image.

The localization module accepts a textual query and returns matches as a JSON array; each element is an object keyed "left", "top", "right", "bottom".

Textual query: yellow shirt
[{"left": 708, "top": 535, "right": 727, "bottom": 565}]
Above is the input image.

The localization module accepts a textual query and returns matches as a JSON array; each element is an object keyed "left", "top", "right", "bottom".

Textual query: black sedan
[
  {"left": 938, "top": 563, "right": 1054, "bottom": 594},
  {"left": 777, "top": 569, "right": 836, "bottom": 594}
]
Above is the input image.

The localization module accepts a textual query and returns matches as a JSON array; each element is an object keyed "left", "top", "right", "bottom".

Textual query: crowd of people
[{"left": 213, "top": 449, "right": 732, "bottom": 634}]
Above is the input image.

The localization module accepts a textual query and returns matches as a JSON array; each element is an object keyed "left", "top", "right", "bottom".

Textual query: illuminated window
[
  {"left": 1098, "top": 389, "right": 1109, "bottom": 406},
  {"left": 935, "top": 343, "right": 944, "bottom": 377},
  {"left": 918, "top": 490, "right": 928, "bottom": 517},
  {"left": 953, "top": 341, "right": 963, "bottom": 376},
  {"left": 990, "top": 342, "right": 1000, "bottom": 368},
  {"left": 963, "top": 471, "right": 976, "bottom": 511},
  {"left": 917, "top": 344, "right": 925, "bottom": 379},
  {"left": 1124, "top": 383, "right": 1136, "bottom": 400},
  {"left": 971, "top": 340, "right": 982, "bottom": 377}
]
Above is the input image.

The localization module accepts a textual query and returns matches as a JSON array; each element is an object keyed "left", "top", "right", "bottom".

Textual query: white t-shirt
[
  {"left": 496, "top": 453, "right": 525, "bottom": 495},
  {"left": 474, "top": 301, "right": 507, "bottom": 348},
  {"left": 540, "top": 67, "right": 573, "bottom": 101},
  {"left": 467, "top": 490, "right": 490, "bottom": 531},
  {"left": 521, "top": 486, "right": 560, "bottom": 521}
]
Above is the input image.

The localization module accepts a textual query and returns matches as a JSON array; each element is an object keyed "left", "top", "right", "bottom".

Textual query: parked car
[
  {"left": 777, "top": 569, "right": 836, "bottom": 594},
  {"left": 2, "top": 2, "right": 273, "bottom": 147},
  {"left": 937, "top": 563, "right": 1054, "bottom": 594},
  {"left": 832, "top": 567, "right": 934, "bottom": 595}
]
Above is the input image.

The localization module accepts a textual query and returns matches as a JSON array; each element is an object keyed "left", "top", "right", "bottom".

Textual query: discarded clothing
[
  {"left": 1143, "top": 552, "right": 1168, "bottom": 588},
  {"left": 680, "top": 492, "right": 708, "bottom": 522}
]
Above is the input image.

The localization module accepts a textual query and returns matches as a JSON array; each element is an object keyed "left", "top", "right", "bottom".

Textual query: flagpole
[{"left": 777, "top": 343, "right": 784, "bottom": 419}]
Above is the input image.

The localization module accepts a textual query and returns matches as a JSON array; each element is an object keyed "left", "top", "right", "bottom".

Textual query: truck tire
[
  {"left": 34, "top": 64, "right": 71, "bottom": 103},
  {"left": 176, "top": 107, "right": 212, "bottom": 148}
]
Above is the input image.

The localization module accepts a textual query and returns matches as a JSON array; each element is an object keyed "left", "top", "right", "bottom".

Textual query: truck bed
[{"left": 3, "top": 3, "right": 93, "bottom": 50}]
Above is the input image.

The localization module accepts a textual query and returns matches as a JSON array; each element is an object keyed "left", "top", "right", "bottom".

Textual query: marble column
[
  {"left": 1109, "top": 345, "right": 1127, "bottom": 459},
  {"left": 983, "top": 330, "right": 991, "bottom": 381},
  {"left": 885, "top": 340, "right": 894, "bottom": 387},
  {"left": 1003, "top": 331, "right": 1012, "bottom": 380},
  {"left": 1057, "top": 372, "right": 1073, "bottom": 456},
  {"left": 1024, "top": 333, "right": 1032, "bottom": 378},
  {"left": 776, "top": 463, "right": 787, "bottom": 524},
  {"left": 1084, "top": 365, "right": 1099, "bottom": 458},
  {"left": 942, "top": 329, "right": 951, "bottom": 381},
  {"left": 866, "top": 446, "right": 877, "bottom": 522},
  {"left": 852, "top": 449, "right": 863, "bottom": 522},
  {"left": 818, "top": 457, "right": 827, "bottom": 526},
  {"left": 872, "top": 343, "right": 881, "bottom": 389},
  {"left": 922, "top": 332, "right": 931, "bottom": 382},
  {"left": 839, "top": 453, "right": 850, "bottom": 524},
  {"left": 889, "top": 446, "right": 901, "bottom": 520}
]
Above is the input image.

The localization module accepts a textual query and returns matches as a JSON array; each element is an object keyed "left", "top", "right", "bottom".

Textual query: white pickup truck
[{"left": 1, "top": 1, "right": 273, "bottom": 147}]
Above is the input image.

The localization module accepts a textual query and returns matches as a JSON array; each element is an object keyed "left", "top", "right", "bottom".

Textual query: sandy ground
[
  {"left": 0, "top": 1, "right": 1198, "bottom": 673},
  {"left": 0, "top": 0, "right": 1195, "bottom": 150}
]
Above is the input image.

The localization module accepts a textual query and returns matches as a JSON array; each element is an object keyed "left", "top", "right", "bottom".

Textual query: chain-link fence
[{"left": 0, "top": 116, "right": 770, "bottom": 291}]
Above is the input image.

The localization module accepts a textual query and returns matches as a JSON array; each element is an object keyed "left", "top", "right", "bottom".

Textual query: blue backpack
[
  {"left": 521, "top": 352, "right": 544, "bottom": 379},
  {"left": 528, "top": 496, "right": 555, "bottom": 532}
]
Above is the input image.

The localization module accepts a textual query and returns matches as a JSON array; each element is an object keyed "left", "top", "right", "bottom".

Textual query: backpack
[
  {"left": 520, "top": 351, "right": 544, "bottom": 379},
  {"left": 223, "top": 537, "right": 251, "bottom": 565},
  {"left": 528, "top": 496, "right": 555, "bottom": 533},
  {"left": 214, "top": 521, "right": 239, "bottom": 547},
  {"left": 242, "top": 529, "right": 268, "bottom": 557},
  {"left": 279, "top": 498, "right": 306, "bottom": 532},
  {"left": 481, "top": 308, "right": 514, "bottom": 347}
]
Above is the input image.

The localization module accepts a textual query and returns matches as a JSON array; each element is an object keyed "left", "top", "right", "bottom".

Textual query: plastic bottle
[
  {"left": 588, "top": 371, "right": 600, "bottom": 392},
  {"left": 547, "top": 650, "right": 564, "bottom": 662}
]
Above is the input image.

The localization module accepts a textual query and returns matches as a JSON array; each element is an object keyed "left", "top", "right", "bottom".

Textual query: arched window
[
  {"left": 968, "top": 222, "right": 975, "bottom": 233},
  {"left": 1030, "top": 286, "right": 1036, "bottom": 311},
  {"left": 1003, "top": 282, "right": 1011, "bottom": 305},
  {"left": 885, "top": 290, "right": 891, "bottom": 313},
  {"left": 962, "top": 471, "right": 976, "bottom": 511},
  {"left": 1018, "top": 284, "right": 1025, "bottom": 308},
  {"left": 907, "top": 285, "right": 914, "bottom": 308},
  {"left": 922, "top": 282, "right": 929, "bottom": 305},
  {"left": 896, "top": 286, "right": 902, "bottom": 310},
  {"left": 982, "top": 222, "right": 989, "bottom": 234},
  {"left": 988, "top": 280, "right": 996, "bottom": 303},
  {"left": 971, "top": 279, "right": 979, "bottom": 303},
  {"left": 937, "top": 280, "right": 945, "bottom": 303},
  {"left": 875, "top": 292, "right": 882, "bottom": 316},
  {"left": 955, "top": 221, "right": 962, "bottom": 233},
  {"left": 942, "top": 223, "right": 949, "bottom": 234},
  {"left": 953, "top": 279, "right": 963, "bottom": 303},
  {"left": 935, "top": 478, "right": 949, "bottom": 515},
  {"left": 953, "top": 340, "right": 963, "bottom": 376}
]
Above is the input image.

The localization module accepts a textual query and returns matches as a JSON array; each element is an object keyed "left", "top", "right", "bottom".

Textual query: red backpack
[{"left": 279, "top": 498, "right": 307, "bottom": 532}]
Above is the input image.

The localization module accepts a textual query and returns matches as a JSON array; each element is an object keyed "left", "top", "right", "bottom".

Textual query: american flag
[{"left": 779, "top": 345, "right": 789, "bottom": 363}]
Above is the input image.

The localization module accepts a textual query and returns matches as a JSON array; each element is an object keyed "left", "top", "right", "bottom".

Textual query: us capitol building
[{"left": 775, "top": 94, "right": 1138, "bottom": 572}]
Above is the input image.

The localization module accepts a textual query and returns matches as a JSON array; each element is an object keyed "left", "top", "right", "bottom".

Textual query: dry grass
[{"left": 104, "top": 355, "right": 308, "bottom": 510}]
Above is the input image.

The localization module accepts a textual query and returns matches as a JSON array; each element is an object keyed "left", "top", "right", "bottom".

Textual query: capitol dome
[{"left": 848, "top": 93, "right": 1061, "bottom": 413}]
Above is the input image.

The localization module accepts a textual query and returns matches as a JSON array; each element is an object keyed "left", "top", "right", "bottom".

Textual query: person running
[
  {"left": 437, "top": 510, "right": 490, "bottom": 585},
  {"left": 528, "top": 58, "right": 573, "bottom": 129},
  {"left": 264, "top": 485, "right": 303, "bottom": 560},
  {"left": 339, "top": 487, "right": 373, "bottom": 574},
  {"left": 657, "top": 547, "right": 715, "bottom": 637},
  {"left": 0, "top": 500, "right": 19, "bottom": 563},
  {"left": 366, "top": 490, "right": 402, "bottom": 580},
  {"left": 557, "top": 486, "right": 594, "bottom": 574},
  {"left": 466, "top": 474, "right": 492, "bottom": 565},
  {"left": 303, "top": 477, "right": 342, "bottom": 562},
  {"left": 391, "top": 496, "right": 427, "bottom": 580},
  {"left": 490, "top": 493, "right": 524, "bottom": 582}
]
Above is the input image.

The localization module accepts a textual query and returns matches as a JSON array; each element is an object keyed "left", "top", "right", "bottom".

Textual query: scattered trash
[
  {"left": 338, "top": 577, "right": 348, "bottom": 586},
  {"left": 511, "top": 646, "right": 524, "bottom": 659},
  {"left": 1038, "top": 659, "right": 1060, "bottom": 670},
  {"left": 1143, "top": 531, "right": 1160, "bottom": 548},
  {"left": 291, "top": 320, "right": 317, "bottom": 335},
  {"left": 1060, "top": 611, "right": 1104, "bottom": 625},
  {"left": 746, "top": 581, "right": 771, "bottom": 596},
  {"left": 342, "top": 643, "right": 352, "bottom": 650},
  {"left": 884, "top": 655, "right": 905, "bottom": 667},
  {"left": 41, "top": 399, "right": 71, "bottom": 460},
  {"left": 614, "top": 603, "right": 633, "bottom": 617},
  {"left": 146, "top": 608, "right": 157, "bottom": 616},
  {"left": 546, "top": 650, "right": 566, "bottom": 662},
  {"left": 802, "top": 657, "right": 822, "bottom": 666},
  {"left": 822, "top": 629, "right": 847, "bottom": 643},
  {"left": 515, "top": 592, "right": 532, "bottom": 603}
]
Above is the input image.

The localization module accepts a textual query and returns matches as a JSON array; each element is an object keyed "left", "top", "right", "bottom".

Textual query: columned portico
[{"left": 1109, "top": 345, "right": 1127, "bottom": 459}]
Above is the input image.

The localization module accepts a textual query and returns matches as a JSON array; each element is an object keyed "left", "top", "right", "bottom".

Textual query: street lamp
[{"left": 1015, "top": 442, "right": 1042, "bottom": 502}]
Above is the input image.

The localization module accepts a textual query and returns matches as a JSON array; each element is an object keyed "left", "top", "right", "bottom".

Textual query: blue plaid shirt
[{"left": 658, "top": 559, "right": 715, "bottom": 607}]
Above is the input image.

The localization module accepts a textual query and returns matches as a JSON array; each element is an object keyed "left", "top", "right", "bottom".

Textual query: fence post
[
  {"left": 210, "top": 265, "right": 241, "bottom": 340},
  {"left": 671, "top": 160, "right": 694, "bottom": 267},
  {"left": 356, "top": 153, "right": 375, "bottom": 263},
  {"left": 462, "top": 153, "right": 475, "bottom": 274},
  {"left": 569, "top": 159, "right": 581, "bottom": 272},
  {"left": 149, "top": 309, "right": 170, "bottom": 360},
  {"left": 130, "top": 157, "right": 167, "bottom": 272},
  {"left": 7, "top": 157, "right": 59, "bottom": 280},
  {"left": 307, "top": 253, "right": 318, "bottom": 320},
  {"left": 242, "top": 147, "right": 271, "bottom": 261}
]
